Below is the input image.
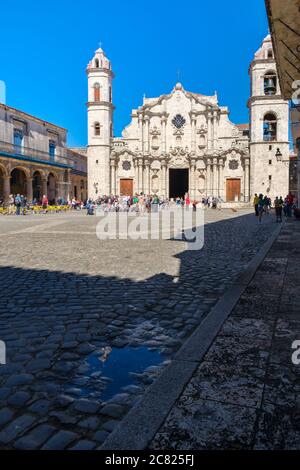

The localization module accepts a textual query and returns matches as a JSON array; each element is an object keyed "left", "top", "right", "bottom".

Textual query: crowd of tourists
[
  {"left": 0, "top": 193, "right": 72, "bottom": 215},
  {"left": 85, "top": 193, "right": 224, "bottom": 215},
  {"left": 253, "top": 193, "right": 297, "bottom": 223}
]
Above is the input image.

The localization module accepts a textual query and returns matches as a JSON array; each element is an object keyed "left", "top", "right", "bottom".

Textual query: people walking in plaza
[
  {"left": 286, "top": 193, "right": 294, "bottom": 218},
  {"left": 8, "top": 194, "right": 15, "bottom": 215},
  {"left": 258, "top": 194, "right": 265, "bottom": 223},
  {"left": 42, "top": 194, "right": 48, "bottom": 212},
  {"left": 253, "top": 193, "right": 259, "bottom": 217},
  {"left": 185, "top": 193, "right": 191, "bottom": 210},
  {"left": 15, "top": 194, "right": 21, "bottom": 215},
  {"left": 274, "top": 196, "right": 283, "bottom": 223}
]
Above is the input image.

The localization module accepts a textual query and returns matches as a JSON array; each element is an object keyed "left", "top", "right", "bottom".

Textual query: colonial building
[
  {"left": 87, "top": 35, "right": 290, "bottom": 203},
  {"left": 0, "top": 103, "right": 87, "bottom": 204}
]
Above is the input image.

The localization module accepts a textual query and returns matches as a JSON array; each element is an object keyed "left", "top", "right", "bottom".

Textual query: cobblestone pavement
[
  {"left": 0, "top": 209, "right": 279, "bottom": 450},
  {"left": 151, "top": 219, "right": 300, "bottom": 450}
]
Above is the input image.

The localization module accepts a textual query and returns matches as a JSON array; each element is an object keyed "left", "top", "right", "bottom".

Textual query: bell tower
[
  {"left": 87, "top": 47, "right": 114, "bottom": 199},
  {"left": 248, "top": 35, "right": 289, "bottom": 201}
]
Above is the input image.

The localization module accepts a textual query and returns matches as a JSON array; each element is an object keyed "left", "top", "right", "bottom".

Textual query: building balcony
[{"left": 0, "top": 140, "right": 74, "bottom": 169}]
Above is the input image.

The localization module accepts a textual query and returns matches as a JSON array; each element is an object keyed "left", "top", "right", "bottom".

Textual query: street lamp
[
  {"left": 93, "top": 182, "right": 99, "bottom": 195},
  {"left": 275, "top": 148, "right": 283, "bottom": 161}
]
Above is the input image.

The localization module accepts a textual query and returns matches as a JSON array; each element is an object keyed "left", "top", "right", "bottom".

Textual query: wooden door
[
  {"left": 120, "top": 179, "right": 133, "bottom": 196},
  {"left": 226, "top": 179, "right": 241, "bottom": 202}
]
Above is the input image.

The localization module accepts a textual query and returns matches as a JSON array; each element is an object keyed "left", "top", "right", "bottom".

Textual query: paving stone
[
  {"left": 93, "top": 430, "right": 110, "bottom": 443},
  {"left": 70, "top": 440, "right": 96, "bottom": 450},
  {"left": 100, "top": 404, "right": 125, "bottom": 418},
  {"left": 14, "top": 424, "right": 56, "bottom": 450},
  {"left": 73, "top": 399, "right": 101, "bottom": 414},
  {"left": 5, "top": 374, "right": 34, "bottom": 387},
  {"left": 28, "top": 399, "right": 51, "bottom": 416},
  {"left": 0, "top": 388, "right": 11, "bottom": 400},
  {"left": 0, "top": 408, "right": 14, "bottom": 428},
  {"left": 0, "top": 415, "right": 36, "bottom": 444},
  {"left": 8, "top": 391, "right": 31, "bottom": 407},
  {"left": 42, "top": 430, "right": 78, "bottom": 450}
]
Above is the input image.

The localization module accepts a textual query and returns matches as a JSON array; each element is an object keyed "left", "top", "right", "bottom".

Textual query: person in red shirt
[
  {"left": 185, "top": 193, "right": 191, "bottom": 210},
  {"left": 42, "top": 195, "right": 48, "bottom": 210}
]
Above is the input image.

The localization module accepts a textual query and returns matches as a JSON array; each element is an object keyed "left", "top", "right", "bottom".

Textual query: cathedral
[{"left": 87, "top": 35, "right": 290, "bottom": 204}]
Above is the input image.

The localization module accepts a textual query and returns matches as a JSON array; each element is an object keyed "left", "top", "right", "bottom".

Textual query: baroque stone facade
[{"left": 87, "top": 35, "right": 290, "bottom": 203}]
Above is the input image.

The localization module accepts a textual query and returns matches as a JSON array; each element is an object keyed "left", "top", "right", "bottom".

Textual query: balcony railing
[{"left": 0, "top": 140, "right": 74, "bottom": 168}]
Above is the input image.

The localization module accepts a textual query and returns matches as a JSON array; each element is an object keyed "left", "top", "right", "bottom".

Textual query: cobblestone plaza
[{"left": 0, "top": 209, "right": 281, "bottom": 450}]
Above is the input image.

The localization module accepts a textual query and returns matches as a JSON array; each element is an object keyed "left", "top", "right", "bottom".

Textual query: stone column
[
  {"left": 206, "top": 158, "right": 211, "bottom": 196},
  {"left": 144, "top": 159, "right": 150, "bottom": 195},
  {"left": 144, "top": 116, "right": 150, "bottom": 154},
  {"left": 26, "top": 177, "right": 33, "bottom": 202},
  {"left": 191, "top": 115, "right": 197, "bottom": 153},
  {"left": 212, "top": 158, "right": 218, "bottom": 197},
  {"left": 138, "top": 114, "right": 144, "bottom": 153},
  {"left": 244, "top": 158, "right": 250, "bottom": 202},
  {"left": 218, "top": 159, "right": 224, "bottom": 199},
  {"left": 161, "top": 116, "right": 167, "bottom": 154},
  {"left": 207, "top": 110, "right": 212, "bottom": 150},
  {"left": 42, "top": 178, "right": 48, "bottom": 198},
  {"left": 160, "top": 160, "right": 166, "bottom": 196},
  {"left": 190, "top": 159, "right": 196, "bottom": 200},
  {"left": 133, "top": 159, "right": 139, "bottom": 194},
  {"left": 3, "top": 176, "right": 11, "bottom": 204},
  {"left": 110, "top": 159, "right": 116, "bottom": 195},
  {"left": 138, "top": 158, "right": 143, "bottom": 193},
  {"left": 213, "top": 110, "right": 218, "bottom": 149}
]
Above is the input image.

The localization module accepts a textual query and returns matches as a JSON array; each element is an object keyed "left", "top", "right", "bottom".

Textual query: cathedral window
[
  {"left": 264, "top": 72, "right": 277, "bottom": 95},
  {"left": 109, "top": 86, "right": 112, "bottom": 103},
  {"left": 94, "top": 122, "right": 101, "bottom": 136},
  {"left": 172, "top": 114, "right": 186, "bottom": 129},
  {"left": 95, "top": 58, "right": 99, "bottom": 68},
  {"left": 263, "top": 113, "right": 277, "bottom": 141},
  {"left": 267, "top": 49, "right": 273, "bottom": 59},
  {"left": 110, "top": 123, "right": 113, "bottom": 137},
  {"left": 94, "top": 83, "right": 100, "bottom": 102}
]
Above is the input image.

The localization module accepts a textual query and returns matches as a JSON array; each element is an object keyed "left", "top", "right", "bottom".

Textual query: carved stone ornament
[
  {"left": 197, "top": 124, "right": 208, "bottom": 134},
  {"left": 229, "top": 160, "right": 239, "bottom": 170},
  {"left": 169, "top": 146, "right": 188, "bottom": 157},
  {"left": 150, "top": 125, "right": 161, "bottom": 135},
  {"left": 122, "top": 160, "right": 131, "bottom": 171}
]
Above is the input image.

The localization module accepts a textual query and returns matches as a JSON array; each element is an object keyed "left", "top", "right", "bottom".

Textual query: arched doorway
[
  {"left": 33, "top": 171, "right": 43, "bottom": 202},
  {"left": 47, "top": 173, "right": 57, "bottom": 204},
  {"left": 169, "top": 169, "right": 189, "bottom": 199},
  {"left": 11, "top": 168, "right": 27, "bottom": 196}
]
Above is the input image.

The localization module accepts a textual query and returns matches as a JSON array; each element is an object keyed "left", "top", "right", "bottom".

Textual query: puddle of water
[{"left": 75, "top": 346, "right": 162, "bottom": 402}]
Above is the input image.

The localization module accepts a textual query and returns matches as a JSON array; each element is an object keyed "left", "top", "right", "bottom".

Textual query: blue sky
[{"left": 0, "top": 0, "right": 268, "bottom": 147}]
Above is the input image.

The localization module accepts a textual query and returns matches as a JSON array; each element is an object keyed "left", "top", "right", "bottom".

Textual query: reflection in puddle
[{"left": 78, "top": 346, "right": 162, "bottom": 402}]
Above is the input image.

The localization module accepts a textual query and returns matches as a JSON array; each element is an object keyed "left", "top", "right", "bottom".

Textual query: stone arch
[
  {"left": 0, "top": 162, "right": 8, "bottom": 178},
  {"left": 47, "top": 172, "right": 58, "bottom": 203},
  {"left": 32, "top": 170, "right": 44, "bottom": 202},
  {"left": 10, "top": 167, "right": 28, "bottom": 196}
]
